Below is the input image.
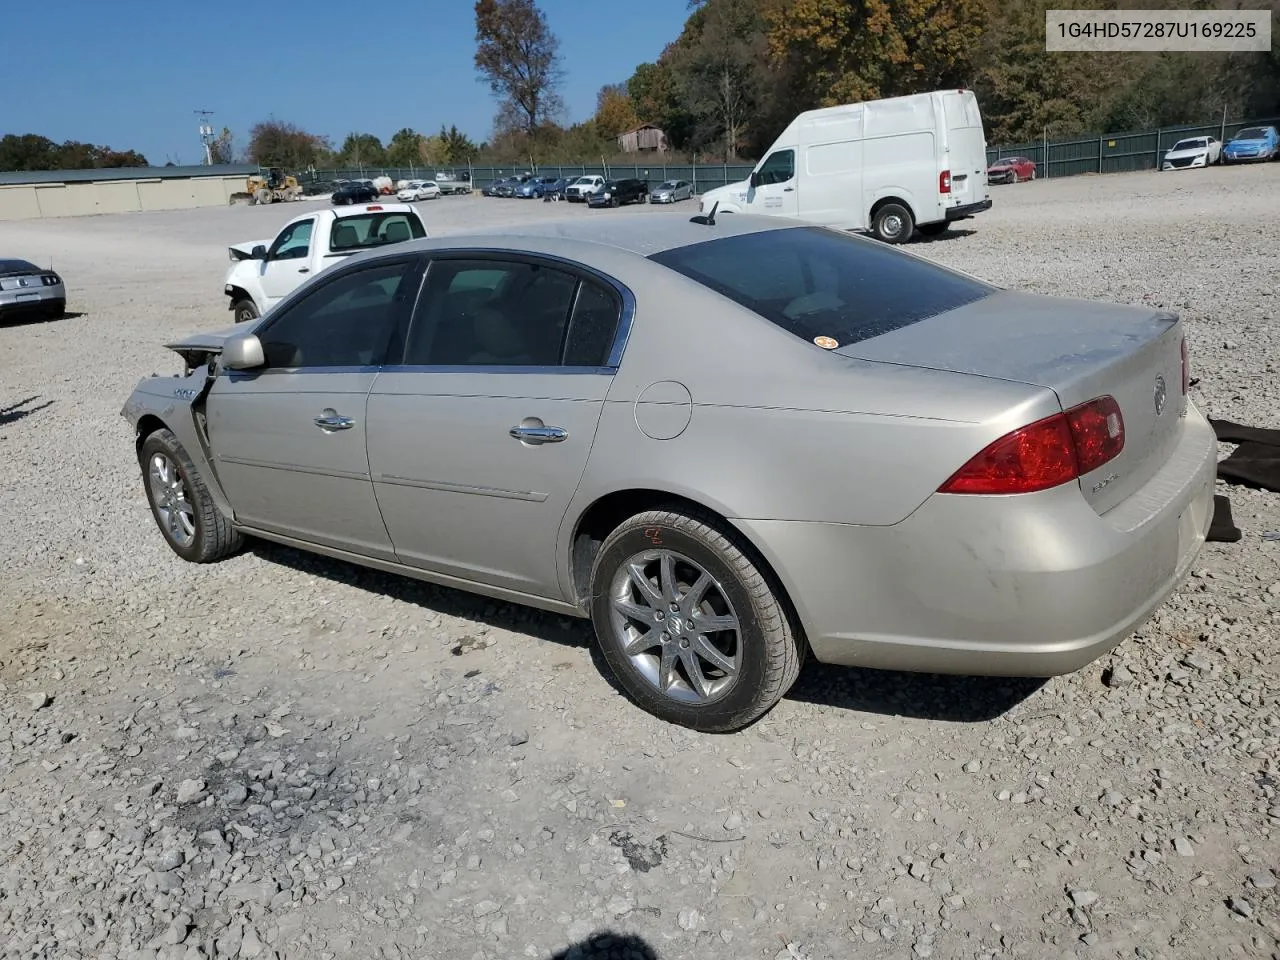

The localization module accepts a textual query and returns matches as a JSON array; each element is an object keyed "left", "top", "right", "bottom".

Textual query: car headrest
[
  {"left": 333, "top": 224, "right": 359, "bottom": 249},
  {"left": 383, "top": 220, "right": 410, "bottom": 243}
]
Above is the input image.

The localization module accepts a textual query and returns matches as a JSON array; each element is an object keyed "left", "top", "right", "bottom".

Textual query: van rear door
[{"left": 939, "top": 91, "right": 989, "bottom": 212}]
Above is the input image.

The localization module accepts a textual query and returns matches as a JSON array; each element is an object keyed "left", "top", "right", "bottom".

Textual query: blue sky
[{"left": 2, "top": 0, "right": 691, "bottom": 165}]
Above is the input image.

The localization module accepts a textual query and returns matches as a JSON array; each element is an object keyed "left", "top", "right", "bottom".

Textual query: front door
[
  {"left": 746, "top": 149, "right": 799, "bottom": 218},
  {"left": 367, "top": 255, "right": 626, "bottom": 600},
  {"left": 206, "top": 255, "right": 423, "bottom": 558},
  {"left": 259, "top": 217, "right": 315, "bottom": 306}
]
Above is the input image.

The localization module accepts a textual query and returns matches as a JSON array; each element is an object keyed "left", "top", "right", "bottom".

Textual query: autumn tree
[
  {"left": 765, "top": 0, "right": 987, "bottom": 110},
  {"left": 247, "top": 120, "right": 330, "bottom": 169},
  {"left": 474, "top": 0, "right": 565, "bottom": 137},
  {"left": 594, "top": 84, "right": 640, "bottom": 139}
]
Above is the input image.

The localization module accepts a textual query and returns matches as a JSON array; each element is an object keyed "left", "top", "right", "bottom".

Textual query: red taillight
[
  {"left": 1180, "top": 336, "right": 1189, "bottom": 394},
  {"left": 938, "top": 397, "right": 1125, "bottom": 495},
  {"left": 939, "top": 170, "right": 952, "bottom": 194}
]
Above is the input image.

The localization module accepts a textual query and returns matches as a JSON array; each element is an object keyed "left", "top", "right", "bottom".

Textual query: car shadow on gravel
[
  {"left": 550, "top": 931, "right": 658, "bottom": 959},
  {"left": 0, "top": 310, "right": 85, "bottom": 326},
  {"left": 250, "top": 542, "right": 1044, "bottom": 724},
  {"left": 914, "top": 227, "right": 977, "bottom": 244},
  {"left": 0, "top": 395, "right": 54, "bottom": 427},
  {"left": 785, "top": 661, "right": 1045, "bottom": 723}
]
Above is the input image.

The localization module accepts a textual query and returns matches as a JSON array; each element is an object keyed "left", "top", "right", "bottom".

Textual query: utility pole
[{"left": 195, "top": 110, "right": 216, "bottom": 165}]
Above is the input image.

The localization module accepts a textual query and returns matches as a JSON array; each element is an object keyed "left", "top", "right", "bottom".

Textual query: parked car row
[
  {"left": 989, "top": 126, "right": 1280, "bottom": 182},
  {"left": 481, "top": 172, "right": 698, "bottom": 207}
]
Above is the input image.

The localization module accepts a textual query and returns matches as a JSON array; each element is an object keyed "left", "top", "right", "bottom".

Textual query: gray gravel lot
[{"left": 1, "top": 169, "right": 1279, "bottom": 960}]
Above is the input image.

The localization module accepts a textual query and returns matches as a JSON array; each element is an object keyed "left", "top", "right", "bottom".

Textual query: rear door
[
  {"left": 366, "top": 253, "right": 628, "bottom": 600},
  {"left": 939, "top": 91, "right": 989, "bottom": 212}
]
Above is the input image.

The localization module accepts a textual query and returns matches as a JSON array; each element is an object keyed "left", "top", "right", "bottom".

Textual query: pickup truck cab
[
  {"left": 224, "top": 203, "right": 428, "bottom": 322},
  {"left": 565, "top": 175, "right": 605, "bottom": 202}
]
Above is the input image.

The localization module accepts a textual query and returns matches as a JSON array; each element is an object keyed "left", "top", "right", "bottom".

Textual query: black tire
[
  {"left": 232, "top": 298, "right": 259, "bottom": 324},
  {"left": 918, "top": 221, "right": 950, "bottom": 237},
  {"left": 871, "top": 202, "right": 914, "bottom": 243},
  {"left": 44, "top": 299, "right": 66, "bottom": 320},
  {"left": 589, "top": 507, "right": 804, "bottom": 732},
  {"left": 139, "top": 428, "right": 243, "bottom": 563}
]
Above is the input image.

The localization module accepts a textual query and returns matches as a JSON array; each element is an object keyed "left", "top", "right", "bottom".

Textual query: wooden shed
[{"left": 616, "top": 124, "right": 668, "bottom": 154}]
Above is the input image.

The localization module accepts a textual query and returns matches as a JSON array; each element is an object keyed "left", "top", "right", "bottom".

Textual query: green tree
[
  {"left": 209, "top": 127, "right": 236, "bottom": 164},
  {"left": 338, "top": 132, "right": 387, "bottom": 167},
  {"left": 386, "top": 128, "right": 425, "bottom": 167},
  {"left": 440, "top": 125, "right": 479, "bottom": 163},
  {"left": 474, "top": 0, "right": 565, "bottom": 136},
  {"left": 247, "top": 119, "right": 331, "bottom": 169}
]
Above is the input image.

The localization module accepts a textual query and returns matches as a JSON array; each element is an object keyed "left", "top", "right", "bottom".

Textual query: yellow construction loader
[{"left": 229, "top": 168, "right": 302, "bottom": 205}]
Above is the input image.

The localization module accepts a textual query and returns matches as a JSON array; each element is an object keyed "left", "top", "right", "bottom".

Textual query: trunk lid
[{"left": 836, "top": 289, "right": 1186, "bottom": 514}]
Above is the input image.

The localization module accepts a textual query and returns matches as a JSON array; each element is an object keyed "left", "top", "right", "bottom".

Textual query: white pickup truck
[{"left": 223, "top": 202, "right": 428, "bottom": 323}]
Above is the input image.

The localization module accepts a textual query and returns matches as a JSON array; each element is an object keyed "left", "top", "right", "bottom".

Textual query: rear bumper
[
  {"left": 733, "top": 402, "right": 1217, "bottom": 677},
  {"left": 945, "top": 198, "right": 993, "bottom": 221},
  {"left": 0, "top": 284, "right": 65, "bottom": 315}
]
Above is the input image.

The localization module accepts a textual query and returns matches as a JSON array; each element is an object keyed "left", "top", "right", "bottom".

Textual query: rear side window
[
  {"left": 330, "top": 212, "right": 426, "bottom": 252},
  {"left": 649, "top": 226, "right": 995, "bottom": 348}
]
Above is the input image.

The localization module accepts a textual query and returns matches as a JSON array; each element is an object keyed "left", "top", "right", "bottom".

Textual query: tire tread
[{"left": 142, "top": 428, "right": 243, "bottom": 563}]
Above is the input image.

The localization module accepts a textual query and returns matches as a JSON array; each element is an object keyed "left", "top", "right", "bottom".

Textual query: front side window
[
  {"left": 256, "top": 260, "right": 416, "bottom": 369},
  {"left": 402, "top": 258, "right": 621, "bottom": 368},
  {"left": 756, "top": 149, "right": 795, "bottom": 186},
  {"left": 270, "top": 219, "right": 313, "bottom": 261},
  {"left": 329, "top": 212, "right": 426, "bottom": 252},
  {"left": 650, "top": 226, "right": 994, "bottom": 348}
]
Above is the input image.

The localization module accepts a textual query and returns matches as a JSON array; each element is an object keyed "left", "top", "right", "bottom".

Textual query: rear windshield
[
  {"left": 649, "top": 226, "right": 995, "bottom": 348},
  {"left": 330, "top": 212, "right": 426, "bottom": 252}
]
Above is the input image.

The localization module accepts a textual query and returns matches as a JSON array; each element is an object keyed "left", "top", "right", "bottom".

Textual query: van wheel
[
  {"left": 871, "top": 203, "right": 914, "bottom": 243},
  {"left": 918, "top": 221, "right": 950, "bottom": 237}
]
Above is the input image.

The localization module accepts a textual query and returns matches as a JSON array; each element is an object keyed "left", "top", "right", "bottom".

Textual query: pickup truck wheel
[
  {"left": 232, "top": 299, "right": 259, "bottom": 324},
  {"left": 871, "top": 202, "right": 914, "bottom": 243},
  {"left": 141, "top": 428, "right": 243, "bottom": 563}
]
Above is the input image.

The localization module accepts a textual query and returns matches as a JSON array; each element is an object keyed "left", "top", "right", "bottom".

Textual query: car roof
[
  {"left": 0, "top": 258, "right": 41, "bottom": 274},
  {"left": 397, "top": 211, "right": 803, "bottom": 258}
]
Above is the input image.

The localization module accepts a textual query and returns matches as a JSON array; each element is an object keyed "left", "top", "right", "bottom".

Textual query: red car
[{"left": 987, "top": 156, "right": 1037, "bottom": 184}]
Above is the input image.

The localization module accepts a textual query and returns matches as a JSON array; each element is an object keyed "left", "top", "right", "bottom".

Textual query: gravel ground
[{"left": 1, "top": 168, "right": 1279, "bottom": 960}]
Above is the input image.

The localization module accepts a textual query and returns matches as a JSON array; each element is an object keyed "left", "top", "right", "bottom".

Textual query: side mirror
[
  {"left": 221, "top": 332, "right": 265, "bottom": 370},
  {"left": 749, "top": 171, "right": 761, "bottom": 188},
  {"left": 251, "top": 244, "right": 267, "bottom": 260}
]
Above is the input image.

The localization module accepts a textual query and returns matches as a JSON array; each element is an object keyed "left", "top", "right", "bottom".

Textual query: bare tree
[{"left": 474, "top": 0, "right": 565, "bottom": 136}]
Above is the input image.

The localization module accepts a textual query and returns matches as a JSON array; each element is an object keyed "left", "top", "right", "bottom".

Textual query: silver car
[
  {"left": 122, "top": 214, "right": 1216, "bottom": 732},
  {"left": 649, "top": 179, "right": 693, "bottom": 203},
  {"left": 0, "top": 259, "right": 66, "bottom": 321}
]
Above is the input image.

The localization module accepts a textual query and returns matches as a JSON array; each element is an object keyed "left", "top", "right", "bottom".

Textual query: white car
[
  {"left": 1161, "top": 136, "right": 1222, "bottom": 171},
  {"left": 565, "top": 175, "right": 605, "bottom": 202},
  {"left": 397, "top": 180, "right": 441, "bottom": 201}
]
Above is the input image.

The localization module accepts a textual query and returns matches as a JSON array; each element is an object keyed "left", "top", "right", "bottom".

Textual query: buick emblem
[{"left": 1153, "top": 375, "right": 1167, "bottom": 416}]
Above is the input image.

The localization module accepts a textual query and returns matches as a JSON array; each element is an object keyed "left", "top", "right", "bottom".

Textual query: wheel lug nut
[{"left": 660, "top": 632, "right": 670, "bottom": 643}]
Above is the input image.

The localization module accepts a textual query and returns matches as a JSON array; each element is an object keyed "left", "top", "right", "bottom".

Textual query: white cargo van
[{"left": 698, "top": 89, "right": 991, "bottom": 243}]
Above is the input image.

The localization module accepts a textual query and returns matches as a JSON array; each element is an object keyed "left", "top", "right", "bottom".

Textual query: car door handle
[
  {"left": 314, "top": 410, "right": 355, "bottom": 432},
  {"left": 298, "top": 267, "right": 310, "bottom": 274},
  {"left": 509, "top": 424, "right": 568, "bottom": 444},
  {"left": 783, "top": 187, "right": 795, "bottom": 192}
]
